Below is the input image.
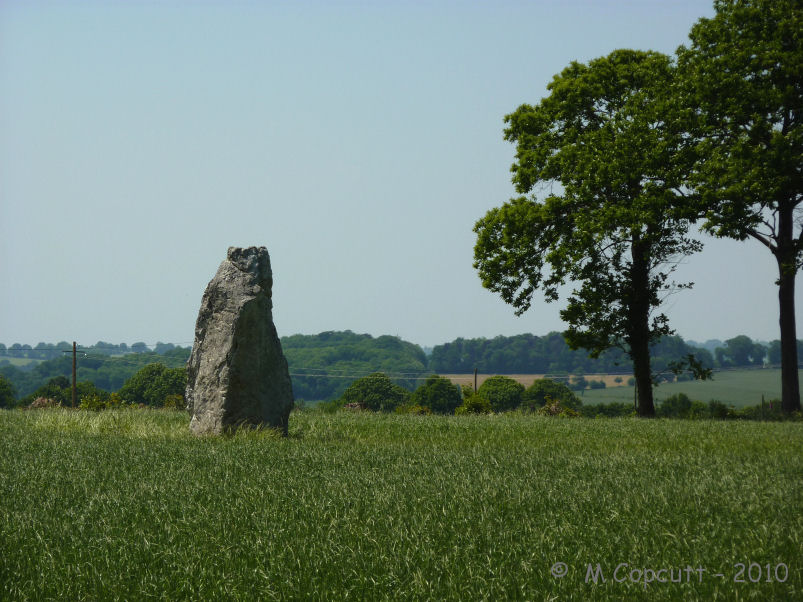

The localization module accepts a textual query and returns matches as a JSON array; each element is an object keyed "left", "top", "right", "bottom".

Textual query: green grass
[
  {"left": 581, "top": 368, "right": 799, "bottom": 408},
  {"left": 1, "top": 409, "right": 801, "bottom": 600}
]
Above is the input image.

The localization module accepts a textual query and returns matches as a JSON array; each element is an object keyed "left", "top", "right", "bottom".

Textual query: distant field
[
  {"left": 580, "top": 368, "right": 798, "bottom": 408},
  {"left": 440, "top": 372, "right": 626, "bottom": 389},
  {"left": 441, "top": 369, "right": 796, "bottom": 408},
  {"left": 1, "top": 409, "right": 800, "bottom": 600},
  {"left": 0, "top": 357, "right": 42, "bottom": 367}
]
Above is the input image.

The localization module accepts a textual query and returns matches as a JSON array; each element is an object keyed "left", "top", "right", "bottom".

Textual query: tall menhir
[{"left": 186, "top": 246, "right": 294, "bottom": 435}]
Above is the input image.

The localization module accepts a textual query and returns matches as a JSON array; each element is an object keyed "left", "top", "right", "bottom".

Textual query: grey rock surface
[{"left": 186, "top": 246, "right": 294, "bottom": 435}]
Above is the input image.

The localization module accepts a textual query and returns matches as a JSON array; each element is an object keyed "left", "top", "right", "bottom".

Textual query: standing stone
[{"left": 187, "top": 246, "right": 294, "bottom": 435}]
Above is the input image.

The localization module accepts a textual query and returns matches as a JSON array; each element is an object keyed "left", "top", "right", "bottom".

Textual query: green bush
[
  {"left": 162, "top": 394, "right": 185, "bottom": 410},
  {"left": 79, "top": 393, "right": 109, "bottom": 412},
  {"left": 657, "top": 393, "right": 708, "bottom": 419},
  {"left": 580, "top": 402, "right": 634, "bottom": 418},
  {"left": 536, "top": 398, "right": 581, "bottom": 417},
  {"left": 118, "top": 364, "right": 186, "bottom": 407},
  {"left": 569, "top": 375, "right": 588, "bottom": 391},
  {"left": 455, "top": 395, "right": 492, "bottom": 415},
  {"left": 588, "top": 379, "right": 606, "bottom": 390},
  {"left": 338, "top": 372, "right": 410, "bottom": 412},
  {"left": 477, "top": 376, "right": 524, "bottom": 412},
  {"left": 522, "top": 379, "right": 581, "bottom": 411},
  {"left": 410, "top": 375, "right": 462, "bottom": 414},
  {"left": 708, "top": 400, "right": 730, "bottom": 419}
]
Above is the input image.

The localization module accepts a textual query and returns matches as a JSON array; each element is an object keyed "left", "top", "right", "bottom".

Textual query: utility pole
[{"left": 72, "top": 341, "right": 77, "bottom": 408}]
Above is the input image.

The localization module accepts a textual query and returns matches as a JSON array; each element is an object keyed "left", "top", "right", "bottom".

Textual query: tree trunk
[
  {"left": 631, "top": 332, "right": 655, "bottom": 417},
  {"left": 629, "top": 237, "right": 656, "bottom": 417},
  {"left": 774, "top": 199, "right": 801, "bottom": 413},
  {"left": 777, "top": 256, "right": 801, "bottom": 413}
]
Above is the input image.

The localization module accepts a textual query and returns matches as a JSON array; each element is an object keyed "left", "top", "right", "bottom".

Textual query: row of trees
[
  {"left": 0, "top": 341, "right": 183, "bottom": 360},
  {"left": 431, "top": 333, "right": 797, "bottom": 374},
  {"left": 281, "top": 331, "right": 429, "bottom": 400},
  {"left": 2, "top": 330, "right": 789, "bottom": 404},
  {"left": 0, "top": 348, "right": 191, "bottom": 399},
  {"left": 474, "top": 0, "right": 802, "bottom": 415},
  {"left": 331, "top": 372, "right": 583, "bottom": 416},
  {"left": 327, "top": 372, "right": 792, "bottom": 420},
  {"left": 0, "top": 363, "right": 186, "bottom": 410}
]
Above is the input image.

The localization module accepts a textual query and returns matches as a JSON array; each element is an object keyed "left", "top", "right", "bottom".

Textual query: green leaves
[
  {"left": 475, "top": 50, "right": 708, "bottom": 415},
  {"left": 677, "top": 0, "right": 802, "bottom": 411}
]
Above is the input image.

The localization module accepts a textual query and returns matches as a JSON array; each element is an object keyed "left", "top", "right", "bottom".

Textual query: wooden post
[
  {"left": 72, "top": 341, "right": 77, "bottom": 408},
  {"left": 474, "top": 368, "right": 478, "bottom": 393}
]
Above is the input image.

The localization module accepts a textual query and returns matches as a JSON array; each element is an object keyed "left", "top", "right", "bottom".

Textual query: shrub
[
  {"left": 569, "top": 375, "right": 588, "bottom": 391},
  {"left": 477, "top": 376, "right": 524, "bottom": 412},
  {"left": 79, "top": 393, "right": 108, "bottom": 412},
  {"left": 613, "top": 376, "right": 623, "bottom": 384},
  {"left": 455, "top": 395, "right": 492, "bottom": 415},
  {"left": 118, "top": 364, "right": 187, "bottom": 407},
  {"left": 580, "top": 402, "right": 634, "bottom": 417},
  {"left": 338, "top": 372, "right": 410, "bottom": 412},
  {"left": 162, "top": 394, "right": 185, "bottom": 410},
  {"left": 627, "top": 377, "right": 636, "bottom": 386},
  {"left": 657, "top": 393, "right": 707, "bottom": 419},
  {"left": 522, "top": 379, "right": 581, "bottom": 411},
  {"left": 410, "top": 375, "right": 462, "bottom": 414},
  {"left": 708, "top": 400, "right": 730, "bottom": 419},
  {"left": 536, "top": 397, "right": 581, "bottom": 417},
  {"left": 588, "top": 379, "right": 606, "bottom": 390}
]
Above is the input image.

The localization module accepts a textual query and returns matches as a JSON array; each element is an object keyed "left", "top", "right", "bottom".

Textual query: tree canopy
[
  {"left": 338, "top": 372, "right": 410, "bottom": 412},
  {"left": 677, "top": 0, "right": 803, "bottom": 412},
  {"left": 409, "top": 375, "right": 462, "bottom": 414},
  {"left": 474, "top": 49, "right": 703, "bottom": 416}
]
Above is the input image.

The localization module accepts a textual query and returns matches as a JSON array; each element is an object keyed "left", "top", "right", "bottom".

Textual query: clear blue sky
[{"left": 0, "top": 0, "right": 788, "bottom": 348}]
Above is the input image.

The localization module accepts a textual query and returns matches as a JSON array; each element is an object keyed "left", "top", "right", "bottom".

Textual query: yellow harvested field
[{"left": 438, "top": 373, "right": 631, "bottom": 388}]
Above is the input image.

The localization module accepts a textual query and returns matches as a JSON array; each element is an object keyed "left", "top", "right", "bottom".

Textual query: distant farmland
[
  {"left": 440, "top": 368, "right": 797, "bottom": 408},
  {"left": 439, "top": 373, "right": 627, "bottom": 389}
]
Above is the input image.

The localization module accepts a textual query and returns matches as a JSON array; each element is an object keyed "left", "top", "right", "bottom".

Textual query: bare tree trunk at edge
[{"left": 777, "top": 257, "right": 801, "bottom": 413}]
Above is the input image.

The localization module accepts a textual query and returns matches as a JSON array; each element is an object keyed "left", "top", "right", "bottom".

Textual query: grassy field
[
  {"left": 579, "top": 368, "right": 799, "bottom": 408},
  {"left": 0, "top": 357, "right": 42, "bottom": 368},
  {"left": 1, "top": 409, "right": 801, "bottom": 600}
]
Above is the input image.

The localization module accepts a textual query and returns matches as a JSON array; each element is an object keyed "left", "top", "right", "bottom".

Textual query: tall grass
[{"left": 1, "top": 409, "right": 801, "bottom": 600}]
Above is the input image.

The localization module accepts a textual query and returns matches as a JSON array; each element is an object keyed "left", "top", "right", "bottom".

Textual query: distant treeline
[
  {"left": 0, "top": 341, "right": 183, "bottom": 361},
  {"left": 428, "top": 333, "right": 786, "bottom": 375},
  {"left": 0, "top": 348, "right": 190, "bottom": 398},
  {"left": 282, "top": 331, "right": 428, "bottom": 401},
  {"left": 0, "top": 331, "right": 792, "bottom": 403}
]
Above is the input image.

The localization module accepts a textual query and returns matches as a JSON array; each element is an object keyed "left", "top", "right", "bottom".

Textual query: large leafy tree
[
  {"left": 118, "top": 363, "right": 186, "bottom": 407},
  {"left": 676, "top": 0, "right": 803, "bottom": 412},
  {"left": 474, "top": 50, "right": 702, "bottom": 417},
  {"left": 338, "top": 372, "right": 410, "bottom": 412}
]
